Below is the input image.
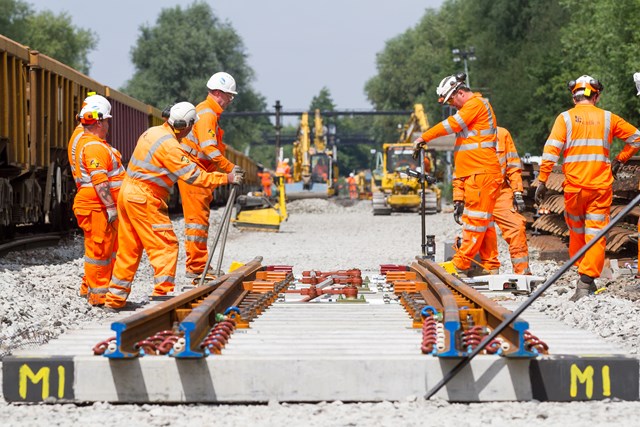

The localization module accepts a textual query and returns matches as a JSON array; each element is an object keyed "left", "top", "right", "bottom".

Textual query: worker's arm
[
  {"left": 84, "top": 144, "right": 116, "bottom": 208},
  {"left": 452, "top": 176, "right": 465, "bottom": 202},
  {"left": 192, "top": 113, "right": 235, "bottom": 173},
  {"left": 504, "top": 131, "right": 524, "bottom": 192},
  {"left": 538, "top": 114, "right": 566, "bottom": 184},
  {"left": 163, "top": 143, "right": 229, "bottom": 189},
  {"left": 613, "top": 115, "right": 640, "bottom": 163}
]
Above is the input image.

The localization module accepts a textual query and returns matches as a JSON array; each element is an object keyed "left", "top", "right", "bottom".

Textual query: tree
[
  {"left": 0, "top": 0, "right": 97, "bottom": 74},
  {"left": 123, "top": 1, "right": 270, "bottom": 155}
]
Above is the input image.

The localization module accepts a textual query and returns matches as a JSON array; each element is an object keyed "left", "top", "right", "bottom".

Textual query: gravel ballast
[{"left": 1, "top": 198, "right": 639, "bottom": 426}]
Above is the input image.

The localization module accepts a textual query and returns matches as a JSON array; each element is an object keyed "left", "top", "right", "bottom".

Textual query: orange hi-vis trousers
[
  {"left": 492, "top": 183, "right": 530, "bottom": 274},
  {"left": 74, "top": 208, "right": 118, "bottom": 305},
  {"left": 564, "top": 187, "right": 611, "bottom": 279},
  {"left": 105, "top": 180, "right": 179, "bottom": 308},
  {"left": 453, "top": 173, "right": 503, "bottom": 271},
  {"left": 177, "top": 180, "right": 213, "bottom": 276}
]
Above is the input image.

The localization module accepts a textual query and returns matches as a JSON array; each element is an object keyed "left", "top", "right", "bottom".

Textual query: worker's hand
[
  {"left": 534, "top": 182, "right": 547, "bottom": 205},
  {"left": 106, "top": 205, "right": 118, "bottom": 223},
  {"left": 232, "top": 165, "right": 245, "bottom": 175},
  {"left": 513, "top": 191, "right": 525, "bottom": 212},
  {"left": 611, "top": 159, "right": 623, "bottom": 180},
  {"left": 412, "top": 138, "right": 425, "bottom": 160},
  {"left": 453, "top": 200, "right": 464, "bottom": 225},
  {"left": 227, "top": 169, "right": 244, "bottom": 185}
]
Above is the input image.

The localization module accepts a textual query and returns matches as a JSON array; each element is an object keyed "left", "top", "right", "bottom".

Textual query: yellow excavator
[
  {"left": 286, "top": 110, "right": 338, "bottom": 200},
  {"left": 371, "top": 104, "right": 441, "bottom": 215},
  {"left": 232, "top": 175, "right": 288, "bottom": 232}
]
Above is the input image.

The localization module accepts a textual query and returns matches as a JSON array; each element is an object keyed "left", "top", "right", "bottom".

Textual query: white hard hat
[
  {"left": 568, "top": 75, "right": 603, "bottom": 96},
  {"left": 284, "top": 158, "right": 289, "bottom": 163},
  {"left": 436, "top": 73, "right": 466, "bottom": 104},
  {"left": 633, "top": 72, "right": 640, "bottom": 96},
  {"left": 349, "top": 172, "right": 354, "bottom": 177},
  {"left": 168, "top": 102, "right": 198, "bottom": 129},
  {"left": 206, "top": 72, "right": 237, "bottom": 94},
  {"left": 79, "top": 95, "right": 112, "bottom": 124}
]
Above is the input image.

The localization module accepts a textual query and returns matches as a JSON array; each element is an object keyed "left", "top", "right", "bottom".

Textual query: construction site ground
[{"left": 1, "top": 198, "right": 640, "bottom": 426}]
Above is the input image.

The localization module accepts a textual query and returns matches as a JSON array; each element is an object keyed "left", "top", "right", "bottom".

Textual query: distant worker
[
  {"left": 276, "top": 158, "right": 292, "bottom": 182},
  {"left": 104, "top": 102, "right": 243, "bottom": 310},
  {"left": 72, "top": 96, "right": 125, "bottom": 306},
  {"left": 535, "top": 75, "right": 640, "bottom": 301},
  {"left": 313, "top": 158, "right": 329, "bottom": 181},
  {"left": 347, "top": 173, "right": 358, "bottom": 200},
  {"left": 491, "top": 127, "right": 530, "bottom": 275},
  {"left": 258, "top": 169, "right": 273, "bottom": 197},
  {"left": 413, "top": 72, "right": 502, "bottom": 276},
  {"left": 178, "top": 72, "right": 243, "bottom": 279}
]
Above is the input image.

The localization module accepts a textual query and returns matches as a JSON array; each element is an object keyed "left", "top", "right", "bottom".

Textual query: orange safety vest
[
  {"left": 67, "top": 124, "right": 84, "bottom": 186},
  {"left": 421, "top": 93, "right": 501, "bottom": 179},
  {"left": 496, "top": 127, "right": 523, "bottom": 192},
  {"left": 539, "top": 104, "right": 640, "bottom": 190},
  {"left": 72, "top": 133, "right": 125, "bottom": 210},
  {"left": 126, "top": 123, "right": 229, "bottom": 201},
  {"left": 181, "top": 95, "right": 235, "bottom": 173}
]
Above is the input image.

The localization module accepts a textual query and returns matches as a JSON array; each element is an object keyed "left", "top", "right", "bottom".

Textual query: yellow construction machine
[
  {"left": 286, "top": 110, "right": 338, "bottom": 200},
  {"left": 232, "top": 176, "right": 288, "bottom": 231},
  {"left": 371, "top": 104, "right": 441, "bottom": 215}
]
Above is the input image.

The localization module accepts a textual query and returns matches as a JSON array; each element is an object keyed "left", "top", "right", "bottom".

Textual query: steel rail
[
  {"left": 419, "top": 258, "right": 535, "bottom": 357},
  {"left": 104, "top": 257, "right": 263, "bottom": 359}
]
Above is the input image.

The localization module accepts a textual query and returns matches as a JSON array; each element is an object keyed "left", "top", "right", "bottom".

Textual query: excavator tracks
[{"left": 3, "top": 257, "right": 638, "bottom": 403}]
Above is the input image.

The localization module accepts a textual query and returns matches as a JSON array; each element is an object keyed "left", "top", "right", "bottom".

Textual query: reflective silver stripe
[
  {"left": 480, "top": 141, "right": 496, "bottom": 149},
  {"left": 89, "top": 287, "right": 109, "bottom": 294},
  {"left": 126, "top": 170, "right": 173, "bottom": 189},
  {"left": 109, "top": 287, "right": 129, "bottom": 298},
  {"left": 469, "top": 128, "right": 496, "bottom": 137},
  {"left": 174, "top": 162, "right": 198, "bottom": 181},
  {"left": 463, "top": 208, "right": 492, "bottom": 219},
  {"left": 568, "top": 225, "right": 585, "bottom": 234},
  {"left": 151, "top": 223, "right": 173, "bottom": 230},
  {"left": 110, "top": 276, "right": 132, "bottom": 289},
  {"left": 110, "top": 181, "right": 122, "bottom": 189},
  {"left": 207, "top": 149, "right": 222, "bottom": 159},
  {"left": 185, "top": 235, "right": 208, "bottom": 243},
  {"left": 545, "top": 139, "right": 564, "bottom": 149},
  {"left": 442, "top": 120, "right": 454, "bottom": 134},
  {"left": 511, "top": 256, "right": 529, "bottom": 264},
  {"left": 506, "top": 152, "right": 520, "bottom": 159},
  {"left": 488, "top": 221, "right": 495, "bottom": 228},
  {"left": 584, "top": 227, "right": 600, "bottom": 235},
  {"left": 625, "top": 129, "right": 640, "bottom": 146},
  {"left": 198, "top": 108, "right": 215, "bottom": 116},
  {"left": 185, "top": 167, "right": 201, "bottom": 184},
  {"left": 185, "top": 223, "right": 208, "bottom": 231},
  {"left": 604, "top": 110, "right": 611, "bottom": 148},
  {"left": 562, "top": 111, "right": 572, "bottom": 144},
  {"left": 84, "top": 256, "right": 111, "bottom": 266},
  {"left": 154, "top": 275, "right": 175, "bottom": 285},
  {"left": 77, "top": 140, "right": 123, "bottom": 187},
  {"left": 481, "top": 97, "right": 497, "bottom": 131},
  {"left": 454, "top": 143, "right": 479, "bottom": 153},
  {"left": 585, "top": 213, "right": 606, "bottom": 222},
  {"left": 564, "top": 154, "right": 610, "bottom": 163},
  {"left": 564, "top": 212, "right": 584, "bottom": 222},
  {"left": 143, "top": 134, "right": 174, "bottom": 163},
  {"left": 542, "top": 153, "right": 559, "bottom": 162},
  {"left": 89, "top": 169, "right": 108, "bottom": 177},
  {"left": 180, "top": 143, "right": 198, "bottom": 156},
  {"left": 566, "top": 138, "right": 609, "bottom": 150},
  {"left": 452, "top": 113, "right": 468, "bottom": 134},
  {"left": 463, "top": 223, "right": 488, "bottom": 232},
  {"left": 70, "top": 130, "right": 84, "bottom": 169},
  {"left": 184, "top": 131, "right": 197, "bottom": 144},
  {"left": 499, "top": 156, "right": 507, "bottom": 164},
  {"left": 507, "top": 161, "right": 522, "bottom": 169},
  {"left": 200, "top": 138, "right": 218, "bottom": 149}
]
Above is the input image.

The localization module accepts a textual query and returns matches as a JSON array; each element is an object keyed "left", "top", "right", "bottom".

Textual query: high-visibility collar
[{"left": 205, "top": 94, "right": 224, "bottom": 116}]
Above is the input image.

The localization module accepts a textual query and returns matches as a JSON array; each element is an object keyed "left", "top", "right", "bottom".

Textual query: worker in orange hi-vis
[
  {"left": 491, "top": 127, "right": 530, "bottom": 275},
  {"left": 258, "top": 169, "right": 273, "bottom": 197},
  {"left": 104, "top": 102, "right": 243, "bottom": 310},
  {"left": 535, "top": 74, "right": 640, "bottom": 301},
  {"left": 347, "top": 173, "right": 358, "bottom": 199},
  {"left": 177, "top": 72, "right": 242, "bottom": 279},
  {"left": 413, "top": 72, "right": 503, "bottom": 277},
  {"left": 72, "top": 96, "right": 125, "bottom": 306}
]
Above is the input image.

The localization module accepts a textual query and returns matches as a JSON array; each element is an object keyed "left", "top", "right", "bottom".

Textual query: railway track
[{"left": 0, "top": 231, "right": 66, "bottom": 256}]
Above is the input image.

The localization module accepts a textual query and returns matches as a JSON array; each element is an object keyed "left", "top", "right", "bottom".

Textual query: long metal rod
[
  {"left": 198, "top": 186, "right": 238, "bottom": 287},
  {"left": 424, "top": 192, "right": 640, "bottom": 399},
  {"left": 420, "top": 150, "right": 427, "bottom": 257},
  {"left": 215, "top": 188, "right": 236, "bottom": 275}
]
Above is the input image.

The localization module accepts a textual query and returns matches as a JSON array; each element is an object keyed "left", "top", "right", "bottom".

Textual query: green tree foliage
[
  {"left": 0, "top": 0, "right": 97, "bottom": 73},
  {"left": 365, "top": 0, "right": 640, "bottom": 156},
  {"left": 123, "top": 1, "right": 270, "bottom": 156}
]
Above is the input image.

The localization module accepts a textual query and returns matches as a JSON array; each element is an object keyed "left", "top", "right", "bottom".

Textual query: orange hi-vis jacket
[
  {"left": 181, "top": 95, "right": 235, "bottom": 173},
  {"left": 496, "top": 127, "right": 523, "bottom": 192},
  {"left": 72, "top": 133, "right": 126, "bottom": 210},
  {"left": 539, "top": 104, "right": 640, "bottom": 191},
  {"left": 421, "top": 93, "right": 501, "bottom": 179},
  {"left": 67, "top": 124, "right": 84, "bottom": 186},
  {"left": 126, "top": 123, "right": 229, "bottom": 200}
]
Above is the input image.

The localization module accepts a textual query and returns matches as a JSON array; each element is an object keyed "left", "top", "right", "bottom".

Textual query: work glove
[
  {"left": 106, "top": 205, "right": 118, "bottom": 223},
  {"left": 634, "top": 72, "right": 640, "bottom": 96},
  {"left": 232, "top": 165, "right": 245, "bottom": 175},
  {"left": 412, "top": 138, "right": 425, "bottom": 160},
  {"left": 534, "top": 182, "right": 547, "bottom": 205},
  {"left": 611, "top": 159, "right": 623, "bottom": 180},
  {"left": 513, "top": 191, "right": 525, "bottom": 212},
  {"left": 227, "top": 169, "right": 244, "bottom": 185},
  {"left": 453, "top": 200, "right": 464, "bottom": 225}
]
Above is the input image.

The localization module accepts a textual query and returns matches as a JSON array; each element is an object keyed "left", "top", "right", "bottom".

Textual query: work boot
[
  {"left": 185, "top": 267, "right": 221, "bottom": 279},
  {"left": 452, "top": 265, "right": 470, "bottom": 278},
  {"left": 569, "top": 275, "right": 597, "bottom": 302}
]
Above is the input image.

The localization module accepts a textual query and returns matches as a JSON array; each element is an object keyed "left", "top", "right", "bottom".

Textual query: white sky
[{"left": 26, "top": 0, "right": 444, "bottom": 110}]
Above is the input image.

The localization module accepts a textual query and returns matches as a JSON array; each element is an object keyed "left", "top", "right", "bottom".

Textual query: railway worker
[
  {"left": 177, "top": 72, "right": 243, "bottom": 279},
  {"left": 72, "top": 96, "right": 125, "bottom": 306},
  {"left": 491, "top": 127, "right": 530, "bottom": 275},
  {"left": 413, "top": 72, "right": 503, "bottom": 277},
  {"left": 276, "top": 158, "right": 292, "bottom": 182},
  {"left": 104, "top": 102, "right": 244, "bottom": 310},
  {"left": 535, "top": 75, "right": 640, "bottom": 301},
  {"left": 347, "top": 173, "right": 358, "bottom": 199},
  {"left": 258, "top": 169, "right": 273, "bottom": 197}
]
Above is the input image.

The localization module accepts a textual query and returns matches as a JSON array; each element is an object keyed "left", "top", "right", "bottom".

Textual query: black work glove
[
  {"left": 453, "top": 200, "right": 464, "bottom": 225},
  {"left": 534, "top": 182, "right": 547, "bottom": 205},
  {"left": 611, "top": 159, "right": 623, "bottom": 180},
  {"left": 412, "top": 139, "right": 424, "bottom": 160},
  {"left": 513, "top": 191, "right": 525, "bottom": 212}
]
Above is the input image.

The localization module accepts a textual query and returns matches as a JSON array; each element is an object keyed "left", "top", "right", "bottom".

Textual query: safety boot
[
  {"left": 569, "top": 275, "right": 597, "bottom": 302},
  {"left": 452, "top": 265, "right": 470, "bottom": 279}
]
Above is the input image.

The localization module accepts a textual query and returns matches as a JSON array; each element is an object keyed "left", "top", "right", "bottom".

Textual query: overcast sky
[{"left": 27, "top": 0, "right": 444, "bottom": 111}]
